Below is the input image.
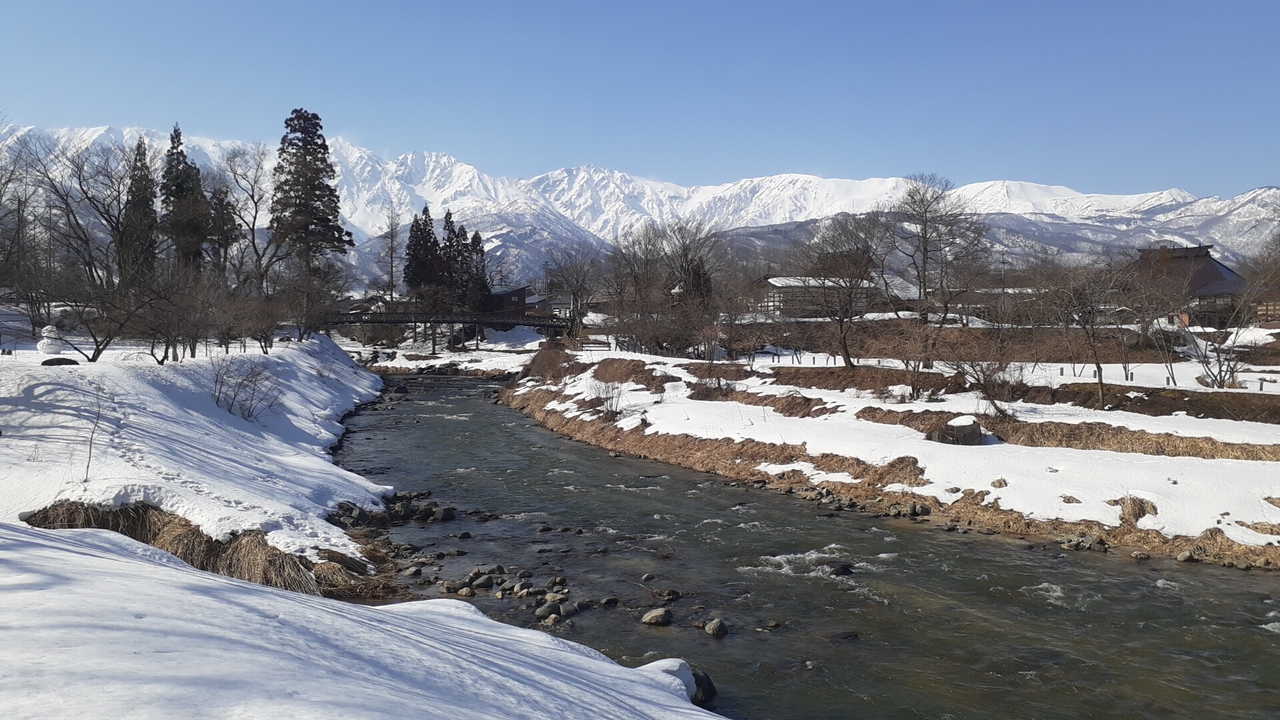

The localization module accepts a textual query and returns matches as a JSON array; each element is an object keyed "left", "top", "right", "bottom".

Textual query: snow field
[
  {"left": 0, "top": 523, "right": 717, "bottom": 720},
  {"left": 0, "top": 335, "right": 386, "bottom": 559}
]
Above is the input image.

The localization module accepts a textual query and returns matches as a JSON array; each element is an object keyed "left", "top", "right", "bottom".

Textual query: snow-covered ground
[
  {"left": 0, "top": 331, "right": 385, "bottom": 559},
  {"left": 0, "top": 315, "right": 716, "bottom": 719},
  {"left": 518, "top": 347, "right": 1280, "bottom": 549},
  {"left": 0, "top": 523, "right": 716, "bottom": 719},
  {"left": 338, "top": 326, "right": 546, "bottom": 375}
]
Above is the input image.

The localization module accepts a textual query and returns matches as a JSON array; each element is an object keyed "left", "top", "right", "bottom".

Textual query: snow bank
[
  {"left": 520, "top": 350, "right": 1280, "bottom": 548},
  {"left": 0, "top": 522, "right": 718, "bottom": 720},
  {"left": 0, "top": 336, "right": 386, "bottom": 559}
]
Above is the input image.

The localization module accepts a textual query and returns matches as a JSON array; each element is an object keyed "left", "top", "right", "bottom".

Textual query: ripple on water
[
  {"left": 498, "top": 512, "right": 549, "bottom": 521},
  {"left": 1017, "top": 582, "right": 1103, "bottom": 611},
  {"left": 1261, "top": 622, "right": 1280, "bottom": 635},
  {"left": 605, "top": 484, "right": 663, "bottom": 492}
]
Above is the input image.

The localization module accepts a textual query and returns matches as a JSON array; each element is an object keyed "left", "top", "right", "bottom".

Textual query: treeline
[
  {"left": 546, "top": 173, "right": 1280, "bottom": 396},
  {"left": 0, "top": 109, "right": 354, "bottom": 361}
]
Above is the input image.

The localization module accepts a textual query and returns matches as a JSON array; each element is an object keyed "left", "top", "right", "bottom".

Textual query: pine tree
[
  {"left": 159, "top": 124, "right": 210, "bottom": 272},
  {"left": 119, "top": 138, "right": 158, "bottom": 288},
  {"left": 268, "top": 109, "right": 352, "bottom": 273}
]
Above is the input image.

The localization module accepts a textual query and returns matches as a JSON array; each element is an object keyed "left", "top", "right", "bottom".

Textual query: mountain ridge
[{"left": 2, "top": 124, "right": 1276, "bottom": 285}]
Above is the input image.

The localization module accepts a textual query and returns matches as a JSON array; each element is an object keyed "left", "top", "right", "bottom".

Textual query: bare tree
[
  {"left": 870, "top": 174, "right": 991, "bottom": 397},
  {"left": 883, "top": 173, "right": 990, "bottom": 321},
  {"left": 219, "top": 144, "right": 285, "bottom": 297},
  {"left": 375, "top": 202, "right": 403, "bottom": 302},
  {"left": 18, "top": 133, "right": 155, "bottom": 361},
  {"left": 602, "top": 221, "right": 729, "bottom": 357},
  {"left": 544, "top": 240, "right": 602, "bottom": 337},
  {"left": 789, "top": 212, "right": 892, "bottom": 367},
  {"left": 1046, "top": 261, "right": 1122, "bottom": 405}
]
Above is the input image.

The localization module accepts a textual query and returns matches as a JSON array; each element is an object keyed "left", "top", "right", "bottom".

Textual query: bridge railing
[{"left": 323, "top": 311, "right": 572, "bottom": 329}]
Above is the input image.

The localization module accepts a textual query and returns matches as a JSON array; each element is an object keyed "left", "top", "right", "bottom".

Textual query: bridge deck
[{"left": 324, "top": 312, "right": 571, "bottom": 329}]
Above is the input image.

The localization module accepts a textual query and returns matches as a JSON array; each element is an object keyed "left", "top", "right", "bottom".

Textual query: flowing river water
[{"left": 334, "top": 375, "right": 1280, "bottom": 719}]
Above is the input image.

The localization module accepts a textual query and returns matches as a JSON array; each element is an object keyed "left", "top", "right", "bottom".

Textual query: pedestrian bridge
[{"left": 323, "top": 311, "right": 571, "bottom": 330}]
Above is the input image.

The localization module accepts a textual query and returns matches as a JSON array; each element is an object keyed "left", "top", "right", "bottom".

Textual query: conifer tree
[
  {"left": 205, "top": 185, "right": 240, "bottom": 276},
  {"left": 119, "top": 138, "right": 158, "bottom": 287},
  {"left": 160, "top": 124, "right": 209, "bottom": 271},
  {"left": 268, "top": 109, "right": 352, "bottom": 273},
  {"left": 403, "top": 204, "right": 441, "bottom": 297},
  {"left": 465, "top": 230, "right": 492, "bottom": 312},
  {"left": 439, "top": 210, "right": 465, "bottom": 307}
]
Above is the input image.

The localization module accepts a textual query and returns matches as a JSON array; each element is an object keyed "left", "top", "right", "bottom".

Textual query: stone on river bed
[{"left": 641, "top": 608, "right": 672, "bottom": 626}]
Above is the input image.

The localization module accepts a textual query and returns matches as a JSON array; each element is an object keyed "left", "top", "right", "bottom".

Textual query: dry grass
[
  {"left": 1049, "top": 383, "right": 1280, "bottom": 425},
  {"left": 686, "top": 382, "right": 837, "bottom": 418},
  {"left": 853, "top": 405, "right": 1280, "bottom": 462},
  {"left": 772, "top": 365, "right": 962, "bottom": 393},
  {"left": 522, "top": 344, "right": 589, "bottom": 383},
  {"left": 25, "top": 501, "right": 322, "bottom": 595},
  {"left": 681, "top": 362, "right": 754, "bottom": 382},
  {"left": 1108, "top": 495, "right": 1158, "bottom": 524},
  {"left": 592, "top": 358, "right": 679, "bottom": 393}
]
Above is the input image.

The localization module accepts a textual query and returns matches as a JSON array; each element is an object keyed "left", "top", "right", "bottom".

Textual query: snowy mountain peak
[{"left": 4, "top": 126, "right": 1276, "bottom": 286}]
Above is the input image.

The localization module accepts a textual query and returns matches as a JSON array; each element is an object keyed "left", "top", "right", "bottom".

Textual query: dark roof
[{"left": 1128, "top": 245, "right": 1244, "bottom": 298}]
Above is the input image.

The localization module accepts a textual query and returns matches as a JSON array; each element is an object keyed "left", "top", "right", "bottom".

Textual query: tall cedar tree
[
  {"left": 465, "top": 230, "right": 492, "bottom": 312},
  {"left": 403, "top": 205, "right": 440, "bottom": 294},
  {"left": 440, "top": 209, "right": 459, "bottom": 297},
  {"left": 119, "top": 138, "right": 158, "bottom": 288},
  {"left": 268, "top": 109, "right": 352, "bottom": 273},
  {"left": 159, "top": 124, "right": 209, "bottom": 272},
  {"left": 205, "top": 185, "right": 239, "bottom": 276}
]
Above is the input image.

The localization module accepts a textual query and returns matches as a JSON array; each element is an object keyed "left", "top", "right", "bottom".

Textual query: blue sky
[{"left": 1, "top": 1, "right": 1276, "bottom": 197}]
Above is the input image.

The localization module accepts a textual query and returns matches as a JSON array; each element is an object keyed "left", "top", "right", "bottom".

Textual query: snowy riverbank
[
  {"left": 0, "top": 328, "right": 720, "bottom": 719},
  {"left": 505, "top": 344, "right": 1280, "bottom": 565}
]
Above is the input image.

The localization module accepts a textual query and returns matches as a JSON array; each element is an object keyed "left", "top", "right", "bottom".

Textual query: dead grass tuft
[
  {"left": 681, "top": 363, "right": 754, "bottom": 382},
  {"left": 592, "top": 358, "right": 679, "bottom": 393},
  {"left": 26, "top": 501, "right": 321, "bottom": 595},
  {"left": 1238, "top": 520, "right": 1280, "bottom": 536},
  {"left": 687, "top": 382, "right": 837, "bottom": 418},
  {"left": 1107, "top": 495, "right": 1158, "bottom": 525},
  {"left": 522, "top": 344, "right": 589, "bottom": 383}
]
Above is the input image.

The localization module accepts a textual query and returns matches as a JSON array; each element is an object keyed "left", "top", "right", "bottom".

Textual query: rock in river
[{"left": 641, "top": 608, "right": 672, "bottom": 626}]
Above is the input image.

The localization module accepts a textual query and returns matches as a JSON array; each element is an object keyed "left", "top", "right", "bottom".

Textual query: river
[{"left": 334, "top": 375, "right": 1280, "bottom": 719}]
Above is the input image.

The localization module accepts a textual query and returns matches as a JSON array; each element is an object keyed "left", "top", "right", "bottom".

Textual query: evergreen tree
[
  {"left": 159, "top": 124, "right": 209, "bottom": 271},
  {"left": 119, "top": 138, "right": 158, "bottom": 287},
  {"left": 439, "top": 210, "right": 465, "bottom": 307},
  {"left": 205, "top": 185, "right": 240, "bottom": 277},
  {"left": 465, "top": 230, "right": 492, "bottom": 312},
  {"left": 403, "top": 204, "right": 441, "bottom": 296},
  {"left": 268, "top": 109, "right": 352, "bottom": 273}
]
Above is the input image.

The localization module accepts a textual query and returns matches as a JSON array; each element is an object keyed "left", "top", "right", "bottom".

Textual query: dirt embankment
[{"left": 502, "top": 350, "right": 1280, "bottom": 570}]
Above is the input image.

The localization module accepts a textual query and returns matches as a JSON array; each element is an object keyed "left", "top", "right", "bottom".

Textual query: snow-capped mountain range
[{"left": 3, "top": 125, "right": 1277, "bottom": 286}]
